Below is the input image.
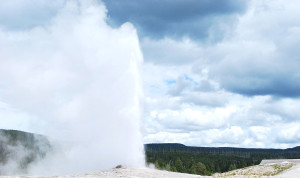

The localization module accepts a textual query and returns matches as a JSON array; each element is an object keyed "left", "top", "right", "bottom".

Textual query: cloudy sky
[
  {"left": 103, "top": 0, "right": 300, "bottom": 148},
  {"left": 1, "top": 0, "right": 300, "bottom": 149}
]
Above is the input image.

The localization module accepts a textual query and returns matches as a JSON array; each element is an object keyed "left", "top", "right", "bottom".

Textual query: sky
[
  {"left": 103, "top": 0, "right": 300, "bottom": 148},
  {"left": 0, "top": 0, "right": 300, "bottom": 149}
]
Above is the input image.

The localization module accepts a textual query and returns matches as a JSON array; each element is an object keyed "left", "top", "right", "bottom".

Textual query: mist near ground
[
  {"left": 0, "top": 0, "right": 144, "bottom": 175},
  {"left": 0, "top": 130, "right": 51, "bottom": 175}
]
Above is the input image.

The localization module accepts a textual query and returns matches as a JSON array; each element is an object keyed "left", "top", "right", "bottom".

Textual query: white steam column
[{"left": 0, "top": 0, "right": 144, "bottom": 175}]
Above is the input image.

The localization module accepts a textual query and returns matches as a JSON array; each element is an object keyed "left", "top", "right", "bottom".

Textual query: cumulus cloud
[
  {"left": 103, "top": 0, "right": 247, "bottom": 41},
  {"left": 0, "top": 0, "right": 144, "bottom": 175},
  {"left": 0, "top": 0, "right": 65, "bottom": 30},
  {"left": 276, "top": 123, "right": 300, "bottom": 143},
  {"left": 144, "top": 126, "right": 247, "bottom": 147},
  {"left": 209, "top": 0, "right": 300, "bottom": 97},
  {"left": 140, "top": 0, "right": 300, "bottom": 97},
  {"left": 143, "top": 73, "right": 300, "bottom": 148},
  {"left": 249, "top": 126, "right": 271, "bottom": 141},
  {"left": 168, "top": 75, "right": 193, "bottom": 96},
  {"left": 141, "top": 38, "right": 205, "bottom": 65},
  {"left": 138, "top": 0, "right": 300, "bottom": 149}
]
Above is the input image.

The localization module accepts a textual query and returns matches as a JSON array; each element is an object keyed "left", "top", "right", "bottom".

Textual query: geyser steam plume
[{"left": 0, "top": 0, "right": 144, "bottom": 175}]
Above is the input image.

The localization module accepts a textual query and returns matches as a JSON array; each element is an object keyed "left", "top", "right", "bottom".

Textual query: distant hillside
[
  {"left": 144, "top": 143, "right": 300, "bottom": 175},
  {"left": 145, "top": 143, "right": 300, "bottom": 159},
  {"left": 0, "top": 129, "right": 51, "bottom": 174}
]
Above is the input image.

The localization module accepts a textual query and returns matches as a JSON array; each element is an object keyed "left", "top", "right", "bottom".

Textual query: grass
[{"left": 271, "top": 163, "right": 294, "bottom": 175}]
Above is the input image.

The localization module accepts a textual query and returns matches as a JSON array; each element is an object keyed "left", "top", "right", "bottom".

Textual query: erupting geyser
[{"left": 0, "top": 0, "right": 144, "bottom": 175}]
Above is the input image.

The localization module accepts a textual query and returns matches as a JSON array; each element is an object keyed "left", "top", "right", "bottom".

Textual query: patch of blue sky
[
  {"left": 184, "top": 74, "right": 199, "bottom": 86},
  {"left": 165, "top": 80, "right": 176, "bottom": 86}
]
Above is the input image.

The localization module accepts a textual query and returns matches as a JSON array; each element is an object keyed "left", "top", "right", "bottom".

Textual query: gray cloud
[
  {"left": 168, "top": 75, "right": 192, "bottom": 96},
  {"left": 138, "top": 0, "right": 300, "bottom": 98},
  {"left": 182, "top": 92, "right": 228, "bottom": 107},
  {"left": 204, "top": 0, "right": 300, "bottom": 98},
  {"left": 103, "top": 0, "right": 247, "bottom": 41},
  {"left": 141, "top": 38, "right": 203, "bottom": 65},
  {"left": 194, "top": 79, "right": 218, "bottom": 92},
  {"left": 212, "top": 54, "right": 300, "bottom": 97}
]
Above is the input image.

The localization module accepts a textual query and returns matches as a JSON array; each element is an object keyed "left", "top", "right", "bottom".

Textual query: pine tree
[
  {"left": 216, "top": 165, "right": 221, "bottom": 173},
  {"left": 175, "top": 157, "right": 184, "bottom": 172},
  {"left": 155, "top": 160, "right": 160, "bottom": 169},
  {"left": 187, "top": 159, "right": 195, "bottom": 173},
  {"left": 228, "top": 163, "right": 237, "bottom": 171},
  {"left": 195, "top": 162, "right": 206, "bottom": 175}
]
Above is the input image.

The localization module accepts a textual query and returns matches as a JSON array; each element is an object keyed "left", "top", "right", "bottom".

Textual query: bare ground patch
[{"left": 213, "top": 162, "right": 294, "bottom": 177}]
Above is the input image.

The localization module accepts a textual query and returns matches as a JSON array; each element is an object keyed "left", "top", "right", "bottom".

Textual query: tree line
[{"left": 145, "top": 143, "right": 300, "bottom": 175}]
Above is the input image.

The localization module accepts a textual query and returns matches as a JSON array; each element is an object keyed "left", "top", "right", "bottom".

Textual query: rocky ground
[
  {"left": 214, "top": 159, "right": 300, "bottom": 178},
  {"left": 1, "top": 160, "right": 300, "bottom": 178},
  {"left": 0, "top": 167, "right": 207, "bottom": 178}
]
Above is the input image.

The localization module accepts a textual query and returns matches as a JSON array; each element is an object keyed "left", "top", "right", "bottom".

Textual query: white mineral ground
[{"left": 1, "top": 160, "right": 300, "bottom": 178}]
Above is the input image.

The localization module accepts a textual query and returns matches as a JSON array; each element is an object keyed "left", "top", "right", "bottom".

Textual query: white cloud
[
  {"left": 276, "top": 123, "right": 300, "bottom": 143},
  {"left": 144, "top": 126, "right": 247, "bottom": 147},
  {"left": 142, "top": 0, "right": 300, "bottom": 148},
  {"left": 249, "top": 126, "right": 271, "bottom": 141}
]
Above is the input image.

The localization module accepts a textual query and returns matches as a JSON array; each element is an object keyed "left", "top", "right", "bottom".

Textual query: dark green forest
[{"left": 145, "top": 143, "right": 300, "bottom": 175}]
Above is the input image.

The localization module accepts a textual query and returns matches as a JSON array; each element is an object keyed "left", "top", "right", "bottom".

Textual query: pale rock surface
[{"left": 1, "top": 160, "right": 300, "bottom": 178}]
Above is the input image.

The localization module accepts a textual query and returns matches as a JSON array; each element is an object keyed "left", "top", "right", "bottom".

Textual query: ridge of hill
[
  {"left": 145, "top": 143, "right": 300, "bottom": 157},
  {"left": 0, "top": 129, "right": 51, "bottom": 174}
]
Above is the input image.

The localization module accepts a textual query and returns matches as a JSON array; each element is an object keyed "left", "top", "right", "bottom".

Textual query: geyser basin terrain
[{"left": 0, "top": 0, "right": 144, "bottom": 175}]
